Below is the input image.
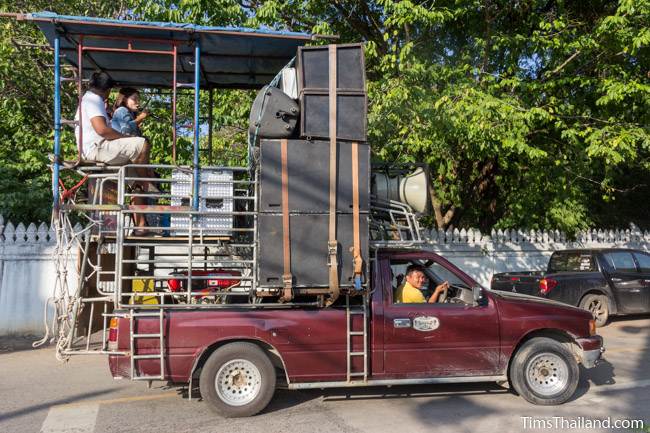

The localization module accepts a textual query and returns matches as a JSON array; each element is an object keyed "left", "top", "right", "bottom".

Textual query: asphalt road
[{"left": 1, "top": 316, "right": 650, "bottom": 433}]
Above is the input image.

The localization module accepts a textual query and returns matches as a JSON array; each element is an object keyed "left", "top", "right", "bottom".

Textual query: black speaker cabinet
[
  {"left": 297, "top": 43, "right": 367, "bottom": 142},
  {"left": 300, "top": 91, "right": 367, "bottom": 142},
  {"left": 248, "top": 85, "right": 299, "bottom": 139},
  {"left": 260, "top": 139, "right": 370, "bottom": 213},
  {"left": 258, "top": 213, "right": 369, "bottom": 288},
  {"left": 297, "top": 43, "right": 366, "bottom": 91}
]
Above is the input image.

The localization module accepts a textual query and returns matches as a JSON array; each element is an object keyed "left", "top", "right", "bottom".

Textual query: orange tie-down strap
[
  {"left": 280, "top": 138, "right": 293, "bottom": 302},
  {"left": 351, "top": 141, "right": 363, "bottom": 289}
]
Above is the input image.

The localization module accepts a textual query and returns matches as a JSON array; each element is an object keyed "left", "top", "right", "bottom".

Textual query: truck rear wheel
[
  {"left": 579, "top": 294, "right": 609, "bottom": 327},
  {"left": 199, "top": 342, "right": 276, "bottom": 417},
  {"left": 510, "top": 337, "right": 579, "bottom": 405}
]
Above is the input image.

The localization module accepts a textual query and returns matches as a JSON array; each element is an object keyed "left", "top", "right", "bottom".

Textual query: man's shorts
[{"left": 86, "top": 136, "right": 146, "bottom": 165}]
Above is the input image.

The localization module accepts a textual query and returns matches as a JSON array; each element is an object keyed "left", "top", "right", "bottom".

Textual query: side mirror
[{"left": 473, "top": 286, "right": 485, "bottom": 306}]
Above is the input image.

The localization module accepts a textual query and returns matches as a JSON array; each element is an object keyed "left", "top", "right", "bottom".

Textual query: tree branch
[{"left": 548, "top": 50, "right": 581, "bottom": 76}]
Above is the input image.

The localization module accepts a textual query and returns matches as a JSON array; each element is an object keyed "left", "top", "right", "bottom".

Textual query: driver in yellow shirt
[{"left": 395, "top": 265, "right": 449, "bottom": 303}]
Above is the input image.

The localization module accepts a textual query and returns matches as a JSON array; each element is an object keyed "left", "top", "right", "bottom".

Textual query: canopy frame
[{"left": 34, "top": 12, "right": 312, "bottom": 211}]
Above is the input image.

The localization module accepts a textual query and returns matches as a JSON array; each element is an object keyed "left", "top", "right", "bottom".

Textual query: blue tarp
[{"left": 28, "top": 11, "right": 312, "bottom": 88}]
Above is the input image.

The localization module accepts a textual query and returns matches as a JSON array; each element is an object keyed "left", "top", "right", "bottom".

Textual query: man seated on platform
[
  {"left": 394, "top": 264, "right": 449, "bottom": 303},
  {"left": 75, "top": 71, "right": 157, "bottom": 235}
]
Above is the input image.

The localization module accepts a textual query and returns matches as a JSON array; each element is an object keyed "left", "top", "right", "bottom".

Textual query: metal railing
[{"left": 369, "top": 195, "right": 424, "bottom": 246}]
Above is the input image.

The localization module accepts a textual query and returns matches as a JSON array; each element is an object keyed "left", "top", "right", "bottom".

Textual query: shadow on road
[
  {"left": 0, "top": 336, "right": 50, "bottom": 355},
  {"left": 607, "top": 314, "right": 650, "bottom": 326},
  {"left": 319, "top": 382, "right": 508, "bottom": 402},
  {"left": 0, "top": 389, "right": 116, "bottom": 422},
  {"left": 580, "top": 359, "right": 616, "bottom": 387}
]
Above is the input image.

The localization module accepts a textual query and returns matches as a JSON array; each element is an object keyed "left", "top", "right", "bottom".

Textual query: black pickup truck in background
[{"left": 491, "top": 249, "right": 650, "bottom": 326}]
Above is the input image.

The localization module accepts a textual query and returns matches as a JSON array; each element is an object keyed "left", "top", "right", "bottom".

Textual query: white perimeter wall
[
  {"left": 1, "top": 216, "right": 649, "bottom": 336},
  {"left": 0, "top": 218, "right": 78, "bottom": 336}
]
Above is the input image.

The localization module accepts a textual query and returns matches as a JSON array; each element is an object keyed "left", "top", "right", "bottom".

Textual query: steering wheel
[{"left": 437, "top": 285, "right": 449, "bottom": 303}]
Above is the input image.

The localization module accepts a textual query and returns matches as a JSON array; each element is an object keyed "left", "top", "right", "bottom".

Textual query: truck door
[
  {"left": 602, "top": 251, "right": 646, "bottom": 313},
  {"left": 381, "top": 255, "right": 501, "bottom": 377},
  {"left": 632, "top": 252, "right": 650, "bottom": 313}
]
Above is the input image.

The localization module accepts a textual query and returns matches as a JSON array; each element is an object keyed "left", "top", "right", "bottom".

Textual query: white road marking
[{"left": 40, "top": 403, "right": 99, "bottom": 433}]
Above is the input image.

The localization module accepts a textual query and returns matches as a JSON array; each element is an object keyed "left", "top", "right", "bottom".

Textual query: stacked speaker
[
  {"left": 255, "top": 43, "right": 370, "bottom": 290},
  {"left": 297, "top": 43, "right": 367, "bottom": 142}
]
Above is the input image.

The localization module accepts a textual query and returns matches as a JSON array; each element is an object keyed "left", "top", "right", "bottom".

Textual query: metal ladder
[
  {"left": 346, "top": 293, "right": 369, "bottom": 382},
  {"left": 129, "top": 309, "right": 165, "bottom": 381}
]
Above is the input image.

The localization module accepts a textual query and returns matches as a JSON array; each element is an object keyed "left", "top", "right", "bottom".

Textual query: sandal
[{"left": 131, "top": 228, "right": 156, "bottom": 237}]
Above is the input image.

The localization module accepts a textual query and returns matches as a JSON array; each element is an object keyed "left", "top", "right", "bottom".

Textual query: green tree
[
  {"left": 0, "top": 1, "right": 130, "bottom": 223},
  {"left": 0, "top": 0, "right": 648, "bottom": 233},
  {"left": 136, "top": 0, "right": 650, "bottom": 232}
]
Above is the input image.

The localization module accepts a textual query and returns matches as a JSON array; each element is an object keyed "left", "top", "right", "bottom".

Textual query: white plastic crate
[{"left": 170, "top": 169, "right": 234, "bottom": 236}]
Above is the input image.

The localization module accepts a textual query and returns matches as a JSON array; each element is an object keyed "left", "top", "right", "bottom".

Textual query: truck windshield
[
  {"left": 548, "top": 252, "right": 596, "bottom": 273},
  {"left": 425, "top": 261, "right": 469, "bottom": 287}
]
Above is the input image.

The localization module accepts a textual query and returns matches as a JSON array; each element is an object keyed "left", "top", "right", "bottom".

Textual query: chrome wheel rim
[
  {"left": 587, "top": 299, "right": 607, "bottom": 321},
  {"left": 215, "top": 359, "right": 262, "bottom": 406},
  {"left": 525, "top": 352, "right": 569, "bottom": 397}
]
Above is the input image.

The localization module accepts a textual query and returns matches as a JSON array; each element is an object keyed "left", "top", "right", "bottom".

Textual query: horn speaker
[{"left": 372, "top": 166, "right": 430, "bottom": 214}]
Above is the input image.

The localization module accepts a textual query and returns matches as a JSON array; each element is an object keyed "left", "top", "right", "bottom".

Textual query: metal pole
[
  {"left": 192, "top": 41, "right": 201, "bottom": 211},
  {"left": 52, "top": 35, "right": 61, "bottom": 209},
  {"left": 172, "top": 44, "right": 178, "bottom": 164},
  {"left": 208, "top": 88, "right": 213, "bottom": 165},
  {"left": 77, "top": 36, "right": 84, "bottom": 159}
]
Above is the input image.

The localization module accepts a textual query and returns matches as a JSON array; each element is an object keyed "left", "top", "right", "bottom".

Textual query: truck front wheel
[
  {"left": 199, "top": 342, "right": 276, "bottom": 417},
  {"left": 510, "top": 337, "right": 579, "bottom": 405}
]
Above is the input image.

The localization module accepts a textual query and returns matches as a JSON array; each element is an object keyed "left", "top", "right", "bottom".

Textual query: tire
[
  {"left": 579, "top": 294, "right": 609, "bottom": 327},
  {"left": 509, "top": 337, "right": 579, "bottom": 405},
  {"left": 199, "top": 342, "right": 276, "bottom": 417}
]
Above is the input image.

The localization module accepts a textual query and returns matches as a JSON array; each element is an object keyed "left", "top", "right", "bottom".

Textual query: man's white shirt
[{"left": 75, "top": 91, "right": 109, "bottom": 159}]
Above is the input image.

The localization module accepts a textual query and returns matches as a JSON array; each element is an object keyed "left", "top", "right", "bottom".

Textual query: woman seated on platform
[{"left": 111, "top": 87, "right": 148, "bottom": 137}]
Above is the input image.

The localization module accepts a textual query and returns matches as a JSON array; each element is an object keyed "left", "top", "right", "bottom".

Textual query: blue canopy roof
[{"left": 28, "top": 12, "right": 313, "bottom": 89}]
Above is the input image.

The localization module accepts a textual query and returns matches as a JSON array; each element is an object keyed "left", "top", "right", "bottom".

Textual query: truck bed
[
  {"left": 110, "top": 307, "right": 359, "bottom": 383},
  {"left": 491, "top": 271, "right": 545, "bottom": 295}
]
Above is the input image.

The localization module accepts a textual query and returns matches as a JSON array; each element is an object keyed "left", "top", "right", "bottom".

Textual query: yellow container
[{"left": 130, "top": 278, "right": 158, "bottom": 305}]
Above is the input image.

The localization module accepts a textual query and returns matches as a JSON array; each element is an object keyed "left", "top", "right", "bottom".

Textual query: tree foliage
[{"left": 0, "top": 0, "right": 648, "bottom": 232}]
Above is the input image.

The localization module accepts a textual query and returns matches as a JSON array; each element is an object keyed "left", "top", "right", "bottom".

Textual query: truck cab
[{"left": 109, "top": 247, "right": 603, "bottom": 417}]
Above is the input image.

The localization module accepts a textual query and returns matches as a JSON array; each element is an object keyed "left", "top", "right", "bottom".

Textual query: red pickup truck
[{"left": 108, "top": 248, "right": 603, "bottom": 417}]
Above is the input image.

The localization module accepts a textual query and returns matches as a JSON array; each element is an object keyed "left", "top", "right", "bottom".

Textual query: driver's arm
[{"left": 428, "top": 281, "right": 450, "bottom": 303}]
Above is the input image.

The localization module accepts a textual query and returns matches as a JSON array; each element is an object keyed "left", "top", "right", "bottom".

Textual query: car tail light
[
  {"left": 108, "top": 317, "right": 118, "bottom": 351},
  {"left": 589, "top": 319, "right": 597, "bottom": 336},
  {"left": 208, "top": 277, "right": 237, "bottom": 289},
  {"left": 539, "top": 278, "right": 558, "bottom": 295}
]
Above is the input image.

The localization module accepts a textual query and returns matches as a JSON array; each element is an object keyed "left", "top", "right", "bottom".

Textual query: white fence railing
[{"left": 0, "top": 215, "right": 648, "bottom": 335}]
